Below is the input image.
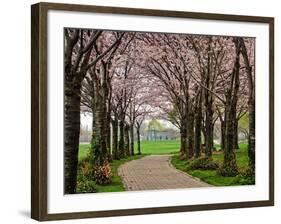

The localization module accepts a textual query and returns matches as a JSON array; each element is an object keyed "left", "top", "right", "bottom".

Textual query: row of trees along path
[{"left": 64, "top": 29, "right": 255, "bottom": 193}]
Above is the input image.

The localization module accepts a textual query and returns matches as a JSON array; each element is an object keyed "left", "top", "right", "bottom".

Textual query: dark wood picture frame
[{"left": 31, "top": 2, "right": 274, "bottom": 221}]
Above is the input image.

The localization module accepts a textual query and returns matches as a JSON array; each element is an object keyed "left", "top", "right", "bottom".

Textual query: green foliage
[
  {"left": 233, "top": 167, "right": 255, "bottom": 185},
  {"left": 172, "top": 156, "right": 240, "bottom": 186},
  {"left": 147, "top": 119, "right": 164, "bottom": 132},
  {"left": 239, "top": 113, "right": 249, "bottom": 130},
  {"left": 77, "top": 178, "right": 96, "bottom": 193},
  {"left": 212, "top": 142, "right": 249, "bottom": 169},
  {"left": 188, "top": 157, "right": 219, "bottom": 171},
  {"left": 78, "top": 159, "right": 94, "bottom": 179},
  {"left": 171, "top": 142, "right": 255, "bottom": 186},
  {"left": 189, "top": 170, "right": 238, "bottom": 186},
  {"left": 218, "top": 165, "right": 239, "bottom": 177},
  {"left": 213, "top": 144, "right": 222, "bottom": 151},
  {"left": 77, "top": 156, "right": 96, "bottom": 193},
  {"left": 167, "top": 107, "right": 179, "bottom": 126}
]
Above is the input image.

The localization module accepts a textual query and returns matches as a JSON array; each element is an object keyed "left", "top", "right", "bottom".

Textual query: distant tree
[
  {"left": 147, "top": 119, "right": 164, "bottom": 140},
  {"left": 135, "top": 116, "right": 145, "bottom": 155}
]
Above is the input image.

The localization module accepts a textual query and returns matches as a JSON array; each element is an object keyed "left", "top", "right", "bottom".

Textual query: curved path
[{"left": 118, "top": 155, "right": 210, "bottom": 191}]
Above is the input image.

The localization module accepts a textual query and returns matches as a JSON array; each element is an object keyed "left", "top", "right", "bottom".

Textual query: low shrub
[
  {"left": 76, "top": 155, "right": 97, "bottom": 193},
  {"left": 234, "top": 167, "right": 255, "bottom": 185},
  {"left": 76, "top": 178, "right": 97, "bottom": 193},
  {"left": 218, "top": 166, "right": 239, "bottom": 177},
  {"left": 94, "top": 163, "right": 112, "bottom": 185},
  {"left": 79, "top": 161, "right": 94, "bottom": 179},
  {"left": 188, "top": 157, "right": 219, "bottom": 170}
]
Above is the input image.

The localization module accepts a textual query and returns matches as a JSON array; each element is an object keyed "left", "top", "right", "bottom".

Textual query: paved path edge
[{"left": 167, "top": 156, "right": 212, "bottom": 187}]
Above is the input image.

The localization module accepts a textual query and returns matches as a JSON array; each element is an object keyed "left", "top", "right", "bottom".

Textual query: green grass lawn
[
  {"left": 79, "top": 140, "right": 180, "bottom": 160},
  {"left": 134, "top": 140, "right": 180, "bottom": 154},
  {"left": 171, "top": 142, "right": 252, "bottom": 186},
  {"left": 213, "top": 142, "right": 249, "bottom": 169},
  {"left": 79, "top": 144, "right": 91, "bottom": 161}
]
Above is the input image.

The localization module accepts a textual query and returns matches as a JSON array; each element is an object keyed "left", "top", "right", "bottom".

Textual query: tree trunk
[
  {"left": 64, "top": 81, "right": 81, "bottom": 194},
  {"left": 90, "top": 103, "right": 96, "bottom": 161},
  {"left": 220, "top": 120, "right": 225, "bottom": 151},
  {"left": 221, "top": 38, "right": 241, "bottom": 176},
  {"left": 92, "top": 88, "right": 108, "bottom": 166},
  {"left": 136, "top": 126, "right": 141, "bottom": 155},
  {"left": 240, "top": 38, "right": 255, "bottom": 170},
  {"left": 112, "top": 117, "right": 119, "bottom": 160},
  {"left": 204, "top": 88, "right": 213, "bottom": 158},
  {"left": 118, "top": 117, "right": 125, "bottom": 158},
  {"left": 210, "top": 123, "right": 214, "bottom": 150},
  {"left": 233, "top": 118, "right": 239, "bottom": 150},
  {"left": 248, "top": 100, "right": 255, "bottom": 169},
  {"left": 124, "top": 123, "right": 130, "bottom": 157},
  {"left": 187, "top": 107, "right": 195, "bottom": 159},
  {"left": 130, "top": 125, "right": 135, "bottom": 156},
  {"left": 194, "top": 114, "right": 202, "bottom": 158},
  {"left": 92, "top": 88, "right": 111, "bottom": 184},
  {"left": 204, "top": 39, "right": 214, "bottom": 158},
  {"left": 222, "top": 95, "right": 238, "bottom": 176},
  {"left": 194, "top": 92, "right": 202, "bottom": 158},
  {"left": 205, "top": 109, "right": 213, "bottom": 157},
  {"left": 106, "top": 109, "right": 112, "bottom": 160},
  {"left": 179, "top": 121, "right": 187, "bottom": 159},
  {"left": 91, "top": 65, "right": 112, "bottom": 185},
  {"left": 102, "top": 61, "right": 112, "bottom": 161}
]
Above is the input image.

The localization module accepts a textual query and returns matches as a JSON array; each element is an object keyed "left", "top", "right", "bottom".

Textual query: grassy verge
[
  {"left": 77, "top": 153, "right": 146, "bottom": 193},
  {"left": 171, "top": 143, "right": 253, "bottom": 186}
]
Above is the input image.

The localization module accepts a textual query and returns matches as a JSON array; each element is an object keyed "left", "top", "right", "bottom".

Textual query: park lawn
[
  {"left": 212, "top": 142, "right": 249, "bottom": 169},
  {"left": 79, "top": 144, "right": 91, "bottom": 161},
  {"left": 171, "top": 142, "right": 250, "bottom": 186},
  {"left": 134, "top": 140, "right": 180, "bottom": 154},
  {"left": 79, "top": 140, "right": 180, "bottom": 160},
  {"left": 77, "top": 154, "right": 146, "bottom": 193}
]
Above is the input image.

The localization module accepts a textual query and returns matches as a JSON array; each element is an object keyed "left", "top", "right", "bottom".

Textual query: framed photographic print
[{"left": 31, "top": 2, "right": 274, "bottom": 221}]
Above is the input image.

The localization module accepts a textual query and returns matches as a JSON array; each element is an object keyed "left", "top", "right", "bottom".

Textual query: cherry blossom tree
[
  {"left": 137, "top": 33, "right": 199, "bottom": 159},
  {"left": 64, "top": 28, "right": 124, "bottom": 193},
  {"left": 65, "top": 27, "right": 255, "bottom": 192},
  {"left": 78, "top": 31, "right": 135, "bottom": 184},
  {"left": 240, "top": 37, "right": 255, "bottom": 172}
]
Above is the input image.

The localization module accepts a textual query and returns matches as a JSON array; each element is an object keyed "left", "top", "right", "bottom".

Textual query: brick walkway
[{"left": 118, "top": 155, "right": 210, "bottom": 191}]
